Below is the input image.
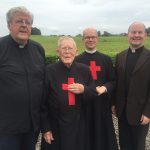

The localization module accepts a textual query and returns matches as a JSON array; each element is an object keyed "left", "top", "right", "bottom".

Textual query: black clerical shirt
[
  {"left": 0, "top": 35, "right": 45, "bottom": 133},
  {"left": 125, "top": 46, "right": 143, "bottom": 97}
]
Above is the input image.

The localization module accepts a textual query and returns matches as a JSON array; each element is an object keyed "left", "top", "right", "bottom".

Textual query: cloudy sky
[{"left": 1, "top": 0, "right": 150, "bottom": 36}]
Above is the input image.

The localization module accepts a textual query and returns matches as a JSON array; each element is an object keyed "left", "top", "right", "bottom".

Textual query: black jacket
[{"left": 115, "top": 47, "right": 150, "bottom": 125}]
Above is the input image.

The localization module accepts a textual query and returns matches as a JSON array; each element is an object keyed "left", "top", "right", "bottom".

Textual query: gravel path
[
  {"left": 112, "top": 115, "right": 150, "bottom": 150},
  {"left": 36, "top": 116, "right": 150, "bottom": 150}
]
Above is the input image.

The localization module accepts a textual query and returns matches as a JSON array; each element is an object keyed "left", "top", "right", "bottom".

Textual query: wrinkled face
[
  {"left": 57, "top": 40, "right": 77, "bottom": 67},
  {"left": 8, "top": 12, "right": 32, "bottom": 45},
  {"left": 83, "top": 29, "right": 98, "bottom": 51},
  {"left": 128, "top": 23, "right": 147, "bottom": 49}
]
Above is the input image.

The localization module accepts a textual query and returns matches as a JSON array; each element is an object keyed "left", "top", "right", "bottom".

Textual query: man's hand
[
  {"left": 111, "top": 105, "right": 117, "bottom": 116},
  {"left": 140, "top": 115, "right": 150, "bottom": 125},
  {"left": 96, "top": 86, "right": 107, "bottom": 95},
  {"left": 68, "top": 83, "right": 84, "bottom": 94},
  {"left": 43, "top": 131, "right": 54, "bottom": 144}
]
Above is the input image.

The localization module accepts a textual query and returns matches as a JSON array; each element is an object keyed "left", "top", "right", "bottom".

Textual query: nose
[{"left": 21, "top": 20, "right": 27, "bottom": 26}]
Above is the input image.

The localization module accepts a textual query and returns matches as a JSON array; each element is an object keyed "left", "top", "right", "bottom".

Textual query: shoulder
[
  {"left": 75, "top": 62, "right": 89, "bottom": 71},
  {"left": 117, "top": 49, "right": 128, "bottom": 57},
  {"left": 0, "top": 35, "right": 9, "bottom": 45},
  {"left": 0, "top": 35, "right": 10, "bottom": 56},
  {"left": 28, "top": 39, "right": 45, "bottom": 57},
  {"left": 143, "top": 47, "right": 150, "bottom": 54},
  {"left": 76, "top": 52, "right": 86, "bottom": 60},
  {"left": 46, "top": 62, "right": 60, "bottom": 72},
  {"left": 96, "top": 51, "right": 109, "bottom": 59},
  {"left": 46, "top": 62, "right": 57, "bottom": 69},
  {"left": 29, "top": 39, "right": 44, "bottom": 50},
  {"left": 96, "top": 51, "right": 113, "bottom": 63}
]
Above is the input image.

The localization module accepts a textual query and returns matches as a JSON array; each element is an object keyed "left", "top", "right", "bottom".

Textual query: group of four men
[{"left": 0, "top": 6, "right": 150, "bottom": 150}]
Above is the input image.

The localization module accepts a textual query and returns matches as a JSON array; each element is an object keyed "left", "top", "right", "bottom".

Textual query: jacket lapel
[
  {"left": 133, "top": 49, "right": 150, "bottom": 73},
  {"left": 121, "top": 50, "right": 128, "bottom": 72}
]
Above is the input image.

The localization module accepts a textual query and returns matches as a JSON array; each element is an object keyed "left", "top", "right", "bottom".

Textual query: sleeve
[
  {"left": 82, "top": 68, "right": 97, "bottom": 100},
  {"left": 40, "top": 68, "right": 51, "bottom": 133},
  {"left": 143, "top": 89, "right": 150, "bottom": 118},
  {"left": 143, "top": 60, "right": 150, "bottom": 118},
  {"left": 103, "top": 56, "right": 116, "bottom": 95}
]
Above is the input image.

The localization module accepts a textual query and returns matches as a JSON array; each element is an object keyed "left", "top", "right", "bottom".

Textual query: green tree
[
  {"left": 31, "top": 27, "right": 41, "bottom": 35},
  {"left": 146, "top": 27, "right": 150, "bottom": 35},
  {"left": 97, "top": 30, "right": 101, "bottom": 36}
]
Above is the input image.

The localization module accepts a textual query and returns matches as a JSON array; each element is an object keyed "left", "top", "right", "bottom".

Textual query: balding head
[
  {"left": 128, "top": 22, "right": 147, "bottom": 49},
  {"left": 128, "top": 22, "right": 146, "bottom": 33},
  {"left": 83, "top": 27, "right": 98, "bottom": 38}
]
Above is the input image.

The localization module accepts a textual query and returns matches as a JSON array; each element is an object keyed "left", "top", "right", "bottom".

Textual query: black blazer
[{"left": 115, "top": 47, "right": 150, "bottom": 125}]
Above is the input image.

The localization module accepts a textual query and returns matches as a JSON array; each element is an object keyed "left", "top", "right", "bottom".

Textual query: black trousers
[
  {"left": 118, "top": 111, "right": 149, "bottom": 150},
  {"left": 0, "top": 132, "right": 39, "bottom": 150}
]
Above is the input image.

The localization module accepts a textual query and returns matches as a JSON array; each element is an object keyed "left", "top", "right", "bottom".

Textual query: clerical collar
[
  {"left": 129, "top": 46, "right": 144, "bottom": 53},
  {"left": 9, "top": 35, "right": 27, "bottom": 49},
  {"left": 19, "top": 45, "right": 25, "bottom": 48},
  {"left": 85, "top": 49, "right": 97, "bottom": 54}
]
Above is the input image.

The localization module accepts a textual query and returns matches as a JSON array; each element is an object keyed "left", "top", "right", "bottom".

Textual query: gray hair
[
  {"left": 58, "top": 36, "right": 77, "bottom": 49},
  {"left": 6, "top": 6, "right": 33, "bottom": 25}
]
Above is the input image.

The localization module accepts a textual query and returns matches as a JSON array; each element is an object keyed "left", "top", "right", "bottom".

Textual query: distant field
[{"left": 30, "top": 35, "right": 150, "bottom": 58}]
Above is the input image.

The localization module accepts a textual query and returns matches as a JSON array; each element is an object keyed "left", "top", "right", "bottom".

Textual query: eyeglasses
[
  {"left": 61, "top": 47, "right": 75, "bottom": 52},
  {"left": 84, "top": 36, "right": 97, "bottom": 40},
  {"left": 14, "top": 19, "right": 32, "bottom": 26}
]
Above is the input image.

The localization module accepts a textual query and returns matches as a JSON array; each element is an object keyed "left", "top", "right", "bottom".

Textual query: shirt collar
[
  {"left": 85, "top": 49, "right": 97, "bottom": 54},
  {"left": 129, "top": 46, "right": 144, "bottom": 53}
]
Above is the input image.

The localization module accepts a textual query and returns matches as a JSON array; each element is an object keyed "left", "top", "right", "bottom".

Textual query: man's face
[
  {"left": 57, "top": 40, "right": 77, "bottom": 67},
  {"left": 83, "top": 29, "right": 98, "bottom": 51},
  {"left": 128, "top": 23, "right": 147, "bottom": 49},
  {"left": 8, "top": 12, "right": 32, "bottom": 44}
]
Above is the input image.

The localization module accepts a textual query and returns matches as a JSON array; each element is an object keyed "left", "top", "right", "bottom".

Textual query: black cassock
[
  {"left": 41, "top": 61, "right": 95, "bottom": 150},
  {"left": 76, "top": 51, "right": 118, "bottom": 150}
]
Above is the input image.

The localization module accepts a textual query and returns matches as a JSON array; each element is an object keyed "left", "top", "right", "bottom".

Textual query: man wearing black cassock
[
  {"left": 41, "top": 36, "right": 96, "bottom": 150},
  {"left": 76, "top": 28, "right": 118, "bottom": 150}
]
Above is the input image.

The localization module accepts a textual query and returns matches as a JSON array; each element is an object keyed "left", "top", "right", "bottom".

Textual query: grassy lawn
[{"left": 30, "top": 35, "right": 150, "bottom": 59}]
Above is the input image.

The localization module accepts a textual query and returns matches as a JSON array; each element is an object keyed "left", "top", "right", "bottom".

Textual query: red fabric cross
[
  {"left": 89, "top": 61, "right": 101, "bottom": 80},
  {"left": 62, "top": 77, "right": 75, "bottom": 105}
]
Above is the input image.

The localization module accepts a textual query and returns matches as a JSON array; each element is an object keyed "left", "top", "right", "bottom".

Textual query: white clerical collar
[
  {"left": 19, "top": 45, "right": 25, "bottom": 48},
  {"left": 85, "top": 49, "right": 97, "bottom": 54},
  {"left": 130, "top": 45, "right": 144, "bottom": 53},
  {"left": 130, "top": 48, "right": 136, "bottom": 53}
]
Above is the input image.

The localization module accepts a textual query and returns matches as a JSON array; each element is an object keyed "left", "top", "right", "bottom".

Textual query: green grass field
[{"left": 30, "top": 35, "right": 150, "bottom": 59}]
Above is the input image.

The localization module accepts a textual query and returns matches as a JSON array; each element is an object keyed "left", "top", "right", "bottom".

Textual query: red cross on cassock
[
  {"left": 62, "top": 77, "right": 75, "bottom": 105},
  {"left": 89, "top": 61, "right": 101, "bottom": 80}
]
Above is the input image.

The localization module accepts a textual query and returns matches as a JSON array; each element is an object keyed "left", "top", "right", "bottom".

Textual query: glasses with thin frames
[
  {"left": 61, "top": 47, "right": 75, "bottom": 53},
  {"left": 84, "top": 36, "right": 97, "bottom": 40},
  {"left": 13, "top": 19, "right": 32, "bottom": 26}
]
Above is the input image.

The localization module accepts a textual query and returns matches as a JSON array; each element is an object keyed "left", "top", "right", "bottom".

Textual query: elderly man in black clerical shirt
[
  {"left": 41, "top": 36, "right": 96, "bottom": 150},
  {"left": 0, "top": 6, "right": 45, "bottom": 150}
]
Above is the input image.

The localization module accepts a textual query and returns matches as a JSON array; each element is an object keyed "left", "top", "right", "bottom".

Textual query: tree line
[{"left": 31, "top": 27, "right": 150, "bottom": 36}]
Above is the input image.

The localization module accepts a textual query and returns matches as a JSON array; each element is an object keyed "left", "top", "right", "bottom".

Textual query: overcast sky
[{"left": 1, "top": 0, "right": 150, "bottom": 36}]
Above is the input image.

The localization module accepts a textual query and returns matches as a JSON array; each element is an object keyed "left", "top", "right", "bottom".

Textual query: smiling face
[
  {"left": 57, "top": 38, "right": 77, "bottom": 68},
  {"left": 8, "top": 12, "right": 32, "bottom": 45},
  {"left": 128, "top": 22, "right": 147, "bottom": 49},
  {"left": 82, "top": 28, "right": 98, "bottom": 51}
]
